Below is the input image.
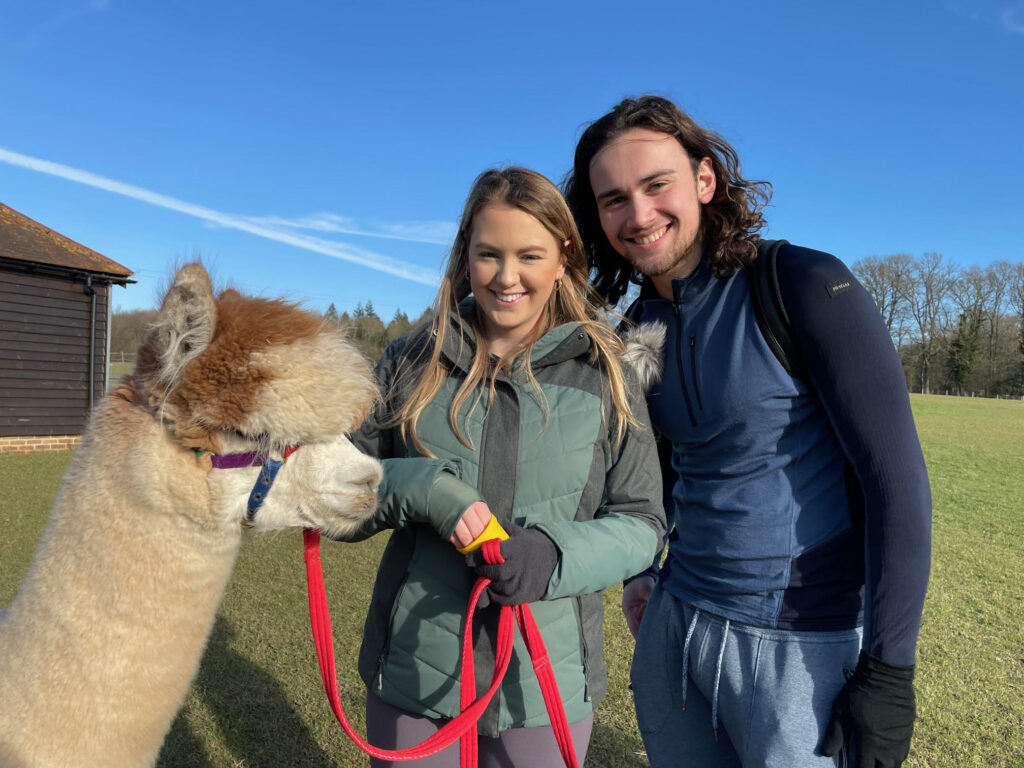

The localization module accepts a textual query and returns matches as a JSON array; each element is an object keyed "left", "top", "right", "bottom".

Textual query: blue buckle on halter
[{"left": 245, "top": 456, "right": 285, "bottom": 524}]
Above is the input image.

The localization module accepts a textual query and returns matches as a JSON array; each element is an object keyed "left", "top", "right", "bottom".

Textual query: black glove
[
  {"left": 821, "top": 652, "right": 916, "bottom": 768},
  {"left": 464, "top": 524, "right": 558, "bottom": 606}
]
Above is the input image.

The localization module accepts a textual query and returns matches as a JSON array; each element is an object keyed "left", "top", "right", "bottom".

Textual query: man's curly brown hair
[{"left": 564, "top": 96, "right": 772, "bottom": 305}]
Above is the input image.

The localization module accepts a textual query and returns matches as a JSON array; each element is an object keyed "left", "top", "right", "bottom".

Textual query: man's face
[{"left": 589, "top": 128, "right": 715, "bottom": 283}]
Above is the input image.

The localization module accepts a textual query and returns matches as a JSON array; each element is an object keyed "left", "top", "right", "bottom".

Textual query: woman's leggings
[{"left": 365, "top": 691, "right": 593, "bottom": 768}]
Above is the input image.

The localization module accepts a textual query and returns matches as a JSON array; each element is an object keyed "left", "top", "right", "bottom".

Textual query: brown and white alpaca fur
[{"left": 0, "top": 264, "right": 383, "bottom": 768}]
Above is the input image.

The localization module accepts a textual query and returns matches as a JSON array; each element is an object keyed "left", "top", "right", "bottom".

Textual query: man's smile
[{"left": 628, "top": 224, "right": 671, "bottom": 246}]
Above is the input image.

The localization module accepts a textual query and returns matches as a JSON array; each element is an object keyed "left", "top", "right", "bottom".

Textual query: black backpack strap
[{"left": 746, "top": 238, "right": 805, "bottom": 379}]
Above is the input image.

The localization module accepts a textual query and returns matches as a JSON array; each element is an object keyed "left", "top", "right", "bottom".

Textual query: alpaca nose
[{"left": 358, "top": 455, "right": 384, "bottom": 491}]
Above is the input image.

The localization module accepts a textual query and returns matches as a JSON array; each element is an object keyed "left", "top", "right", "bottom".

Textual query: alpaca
[{"left": 0, "top": 263, "right": 383, "bottom": 768}]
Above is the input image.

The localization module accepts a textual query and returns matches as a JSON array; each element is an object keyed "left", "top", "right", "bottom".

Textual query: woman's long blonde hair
[{"left": 391, "top": 167, "right": 637, "bottom": 455}]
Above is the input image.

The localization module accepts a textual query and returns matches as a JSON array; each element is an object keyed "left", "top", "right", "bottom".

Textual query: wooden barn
[{"left": 0, "top": 202, "right": 133, "bottom": 453}]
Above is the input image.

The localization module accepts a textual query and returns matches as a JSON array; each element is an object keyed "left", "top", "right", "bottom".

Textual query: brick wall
[{"left": 0, "top": 435, "right": 81, "bottom": 454}]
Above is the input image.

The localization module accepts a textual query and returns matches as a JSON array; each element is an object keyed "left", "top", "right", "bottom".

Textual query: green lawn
[
  {"left": 108, "top": 360, "right": 134, "bottom": 389},
  {"left": 1, "top": 393, "right": 1021, "bottom": 767},
  {"left": 907, "top": 396, "right": 1024, "bottom": 768}
]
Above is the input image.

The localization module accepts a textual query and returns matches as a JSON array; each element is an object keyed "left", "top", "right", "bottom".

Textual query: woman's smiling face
[{"left": 467, "top": 203, "right": 566, "bottom": 359}]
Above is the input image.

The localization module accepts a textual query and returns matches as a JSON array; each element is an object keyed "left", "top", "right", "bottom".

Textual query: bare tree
[
  {"left": 905, "top": 253, "right": 957, "bottom": 394},
  {"left": 981, "top": 262, "right": 1017, "bottom": 395},
  {"left": 1014, "top": 263, "right": 1024, "bottom": 395},
  {"left": 853, "top": 253, "right": 914, "bottom": 348},
  {"left": 946, "top": 266, "right": 995, "bottom": 395},
  {"left": 110, "top": 310, "right": 159, "bottom": 358}
]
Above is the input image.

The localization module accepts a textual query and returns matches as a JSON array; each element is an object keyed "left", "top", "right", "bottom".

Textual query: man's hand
[
  {"left": 449, "top": 500, "right": 492, "bottom": 549},
  {"left": 621, "top": 574, "right": 655, "bottom": 638},
  {"left": 820, "top": 652, "right": 916, "bottom": 768}
]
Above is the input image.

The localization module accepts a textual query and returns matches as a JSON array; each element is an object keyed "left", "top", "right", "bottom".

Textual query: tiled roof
[{"left": 0, "top": 202, "right": 133, "bottom": 279}]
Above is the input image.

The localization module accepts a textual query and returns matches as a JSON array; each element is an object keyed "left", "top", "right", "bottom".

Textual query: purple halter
[{"left": 208, "top": 446, "right": 300, "bottom": 526}]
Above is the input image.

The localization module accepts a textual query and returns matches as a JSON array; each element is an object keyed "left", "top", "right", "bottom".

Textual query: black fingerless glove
[
  {"left": 465, "top": 525, "right": 558, "bottom": 606},
  {"left": 821, "top": 652, "right": 916, "bottom": 768}
]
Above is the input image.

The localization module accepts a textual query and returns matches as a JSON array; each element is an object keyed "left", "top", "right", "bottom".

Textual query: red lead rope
[{"left": 302, "top": 530, "right": 578, "bottom": 767}]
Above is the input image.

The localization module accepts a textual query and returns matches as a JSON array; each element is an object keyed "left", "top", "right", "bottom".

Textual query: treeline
[
  {"left": 852, "top": 254, "right": 1024, "bottom": 397},
  {"left": 109, "top": 309, "right": 158, "bottom": 360},
  {"left": 110, "top": 253, "right": 1024, "bottom": 399},
  {"left": 109, "top": 302, "right": 429, "bottom": 367},
  {"left": 322, "top": 301, "right": 430, "bottom": 362}
]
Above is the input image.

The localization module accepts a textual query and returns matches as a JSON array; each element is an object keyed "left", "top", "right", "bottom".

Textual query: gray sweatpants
[
  {"left": 365, "top": 690, "right": 593, "bottom": 767},
  {"left": 631, "top": 585, "right": 862, "bottom": 768}
]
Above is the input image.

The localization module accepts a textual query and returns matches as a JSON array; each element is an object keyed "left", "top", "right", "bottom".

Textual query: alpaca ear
[{"left": 149, "top": 263, "right": 217, "bottom": 388}]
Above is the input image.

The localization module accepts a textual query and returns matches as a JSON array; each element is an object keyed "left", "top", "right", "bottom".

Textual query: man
[{"left": 564, "top": 96, "right": 931, "bottom": 768}]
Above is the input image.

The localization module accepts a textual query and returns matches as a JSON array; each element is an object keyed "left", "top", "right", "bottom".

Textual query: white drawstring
[
  {"left": 680, "top": 607, "right": 701, "bottom": 710},
  {"left": 680, "top": 607, "right": 731, "bottom": 740},
  {"left": 711, "top": 619, "right": 730, "bottom": 740}
]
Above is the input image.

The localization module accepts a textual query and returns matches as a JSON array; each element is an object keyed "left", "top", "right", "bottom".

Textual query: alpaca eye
[{"left": 231, "top": 429, "right": 268, "bottom": 444}]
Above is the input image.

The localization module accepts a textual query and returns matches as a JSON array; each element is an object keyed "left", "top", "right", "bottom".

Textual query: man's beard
[{"left": 629, "top": 221, "right": 703, "bottom": 279}]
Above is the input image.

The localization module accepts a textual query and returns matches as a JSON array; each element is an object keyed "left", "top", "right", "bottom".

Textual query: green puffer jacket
[{"left": 349, "top": 300, "right": 665, "bottom": 736}]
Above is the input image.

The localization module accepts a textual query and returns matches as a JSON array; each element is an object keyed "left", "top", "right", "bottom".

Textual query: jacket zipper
[
  {"left": 478, "top": 406, "right": 489, "bottom": 480},
  {"left": 377, "top": 570, "right": 411, "bottom": 691},
  {"left": 574, "top": 595, "right": 590, "bottom": 702},
  {"left": 673, "top": 303, "right": 698, "bottom": 427},
  {"left": 689, "top": 336, "right": 703, "bottom": 411}
]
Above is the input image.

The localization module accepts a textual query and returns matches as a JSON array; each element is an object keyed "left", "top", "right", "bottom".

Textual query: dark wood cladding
[{"left": 0, "top": 269, "right": 110, "bottom": 437}]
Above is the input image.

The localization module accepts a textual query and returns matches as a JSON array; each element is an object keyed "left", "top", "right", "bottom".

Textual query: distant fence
[
  {"left": 108, "top": 353, "right": 137, "bottom": 391},
  {"left": 941, "top": 391, "right": 1023, "bottom": 400}
]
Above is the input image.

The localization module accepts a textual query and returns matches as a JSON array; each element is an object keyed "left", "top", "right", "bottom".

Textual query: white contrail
[
  {"left": 243, "top": 213, "right": 455, "bottom": 245},
  {"left": 0, "top": 146, "right": 441, "bottom": 286}
]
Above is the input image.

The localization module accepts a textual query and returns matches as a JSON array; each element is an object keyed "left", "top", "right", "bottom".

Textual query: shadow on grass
[
  {"left": 154, "top": 611, "right": 648, "bottom": 766},
  {"left": 157, "top": 617, "right": 335, "bottom": 768}
]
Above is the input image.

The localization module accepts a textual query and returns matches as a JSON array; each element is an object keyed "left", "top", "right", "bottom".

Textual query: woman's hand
[
  {"left": 464, "top": 524, "right": 558, "bottom": 605},
  {"left": 449, "top": 500, "right": 493, "bottom": 549}
]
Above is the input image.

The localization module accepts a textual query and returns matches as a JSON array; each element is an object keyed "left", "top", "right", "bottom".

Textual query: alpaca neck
[{"left": 0, "top": 398, "right": 245, "bottom": 767}]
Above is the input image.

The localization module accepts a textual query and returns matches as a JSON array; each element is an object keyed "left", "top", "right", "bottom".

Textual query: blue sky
[{"left": 1, "top": 0, "right": 1022, "bottom": 318}]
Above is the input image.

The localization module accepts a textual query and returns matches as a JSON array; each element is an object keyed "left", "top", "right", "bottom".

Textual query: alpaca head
[{"left": 129, "top": 262, "right": 382, "bottom": 537}]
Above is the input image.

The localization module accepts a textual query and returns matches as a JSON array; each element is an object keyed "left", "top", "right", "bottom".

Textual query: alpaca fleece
[{"left": 0, "top": 263, "right": 382, "bottom": 768}]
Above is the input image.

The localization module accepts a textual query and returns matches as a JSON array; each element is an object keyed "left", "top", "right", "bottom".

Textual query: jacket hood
[{"left": 621, "top": 321, "right": 666, "bottom": 392}]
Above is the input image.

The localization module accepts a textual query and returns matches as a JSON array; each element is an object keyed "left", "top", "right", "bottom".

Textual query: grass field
[
  {"left": 110, "top": 360, "right": 134, "bottom": 380},
  {"left": 1, "top": 393, "right": 1021, "bottom": 767}
]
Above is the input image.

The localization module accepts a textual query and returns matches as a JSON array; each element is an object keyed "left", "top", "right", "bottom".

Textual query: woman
[{"left": 347, "top": 167, "right": 665, "bottom": 767}]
